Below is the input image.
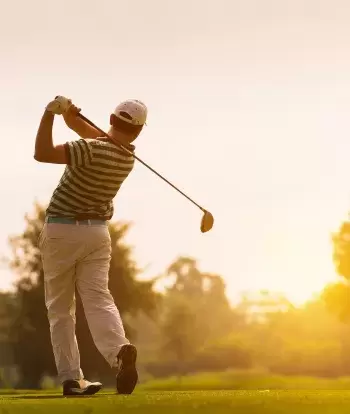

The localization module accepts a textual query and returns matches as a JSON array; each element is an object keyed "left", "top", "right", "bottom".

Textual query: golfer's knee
[
  {"left": 81, "top": 288, "right": 115, "bottom": 313},
  {"left": 80, "top": 283, "right": 111, "bottom": 300},
  {"left": 47, "top": 311, "right": 76, "bottom": 330},
  {"left": 47, "top": 302, "right": 76, "bottom": 326}
]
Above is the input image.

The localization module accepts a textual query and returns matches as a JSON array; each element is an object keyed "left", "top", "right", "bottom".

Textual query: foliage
[
  {"left": 323, "top": 218, "right": 350, "bottom": 323},
  {"left": 146, "top": 257, "right": 241, "bottom": 377}
]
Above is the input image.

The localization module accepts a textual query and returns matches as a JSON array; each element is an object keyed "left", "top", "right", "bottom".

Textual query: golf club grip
[{"left": 77, "top": 113, "right": 205, "bottom": 212}]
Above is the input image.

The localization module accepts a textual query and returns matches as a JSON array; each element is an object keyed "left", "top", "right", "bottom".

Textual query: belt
[{"left": 46, "top": 217, "right": 108, "bottom": 226}]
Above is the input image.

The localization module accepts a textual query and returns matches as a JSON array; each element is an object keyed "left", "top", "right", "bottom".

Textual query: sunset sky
[{"left": 1, "top": 0, "right": 350, "bottom": 304}]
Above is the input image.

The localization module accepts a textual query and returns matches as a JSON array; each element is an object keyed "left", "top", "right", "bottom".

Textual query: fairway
[{"left": 2, "top": 391, "right": 350, "bottom": 413}]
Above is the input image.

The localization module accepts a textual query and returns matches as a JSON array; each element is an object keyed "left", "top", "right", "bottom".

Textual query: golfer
[{"left": 34, "top": 96, "right": 147, "bottom": 396}]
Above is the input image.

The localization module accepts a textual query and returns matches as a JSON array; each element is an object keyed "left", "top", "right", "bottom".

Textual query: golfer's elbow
[{"left": 34, "top": 152, "right": 46, "bottom": 162}]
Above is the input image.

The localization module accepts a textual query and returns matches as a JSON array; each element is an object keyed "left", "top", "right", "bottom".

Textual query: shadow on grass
[
  {"left": 1, "top": 395, "right": 62, "bottom": 400},
  {"left": 1, "top": 392, "right": 118, "bottom": 400}
]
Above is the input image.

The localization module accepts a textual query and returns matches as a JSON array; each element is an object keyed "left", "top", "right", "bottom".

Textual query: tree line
[{"left": 1, "top": 202, "right": 350, "bottom": 388}]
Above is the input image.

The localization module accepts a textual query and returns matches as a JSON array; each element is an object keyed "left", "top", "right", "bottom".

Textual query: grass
[
  {"left": 3, "top": 372, "right": 350, "bottom": 413},
  {"left": 2, "top": 390, "right": 350, "bottom": 413},
  {"left": 139, "top": 370, "right": 350, "bottom": 391}
]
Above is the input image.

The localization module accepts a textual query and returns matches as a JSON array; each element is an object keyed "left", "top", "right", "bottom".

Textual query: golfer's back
[{"left": 46, "top": 138, "right": 135, "bottom": 220}]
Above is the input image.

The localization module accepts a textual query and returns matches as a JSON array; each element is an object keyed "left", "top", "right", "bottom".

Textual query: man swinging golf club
[{"left": 35, "top": 95, "right": 147, "bottom": 396}]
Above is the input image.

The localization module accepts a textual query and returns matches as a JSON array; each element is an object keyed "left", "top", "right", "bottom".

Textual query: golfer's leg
[
  {"left": 41, "top": 227, "right": 83, "bottom": 382},
  {"left": 76, "top": 239, "right": 129, "bottom": 368}
]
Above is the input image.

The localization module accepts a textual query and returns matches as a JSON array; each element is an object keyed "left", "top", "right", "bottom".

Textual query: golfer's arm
[
  {"left": 63, "top": 115, "right": 101, "bottom": 139},
  {"left": 34, "top": 111, "right": 55, "bottom": 160},
  {"left": 34, "top": 111, "right": 66, "bottom": 164}
]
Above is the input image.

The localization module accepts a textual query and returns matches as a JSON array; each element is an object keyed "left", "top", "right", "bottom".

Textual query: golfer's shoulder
[
  {"left": 83, "top": 138, "right": 106, "bottom": 147},
  {"left": 85, "top": 139, "right": 135, "bottom": 162},
  {"left": 83, "top": 138, "right": 113, "bottom": 152}
]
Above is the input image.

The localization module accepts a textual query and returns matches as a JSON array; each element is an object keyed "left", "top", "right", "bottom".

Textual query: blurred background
[{"left": 2, "top": 0, "right": 350, "bottom": 391}]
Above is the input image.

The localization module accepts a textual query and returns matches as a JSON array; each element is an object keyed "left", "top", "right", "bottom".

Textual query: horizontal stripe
[
  {"left": 50, "top": 196, "right": 108, "bottom": 216},
  {"left": 93, "top": 163, "right": 134, "bottom": 175},
  {"left": 93, "top": 150, "right": 134, "bottom": 165},
  {"left": 92, "top": 160, "right": 134, "bottom": 172},
  {"left": 82, "top": 170, "right": 129, "bottom": 183},
  {"left": 65, "top": 171, "right": 118, "bottom": 196},
  {"left": 47, "top": 139, "right": 134, "bottom": 219},
  {"left": 60, "top": 182, "right": 104, "bottom": 204},
  {"left": 84, "top": 165, "right": 131, "bottom": 177},
  {"left": 54, "top": 192, "right": 87, "bottom": 210},
  {"left": 53, "top": 189, "right": 113, "bottom": 211},
  {"left": 92, "top": 144, "right": 134, "bottom": 159},
  {"left": 47, "top": 200, "right": 73, "bottom": 214},
  {"left": 59, "top": 188, "right": 103, "bottom": 207},
  {"left": 75, "top": 167, "right": 127, "bottom": 185},
  {"left": 69, "top": 169, "right": 121, "bottom": 191},
  {"left": 48, "top": 199, "right": 78, "bottom": 214},
  {"left": 47, "top": 199, "right": 113, "bottom": 218},
  {"left": 63, "top": 173, "right": 112, "bottom": 197}
]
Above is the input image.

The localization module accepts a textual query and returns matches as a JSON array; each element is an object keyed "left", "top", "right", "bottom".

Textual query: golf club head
[{"left": 200, "top": 210, "right": 214, "bottom": 233}]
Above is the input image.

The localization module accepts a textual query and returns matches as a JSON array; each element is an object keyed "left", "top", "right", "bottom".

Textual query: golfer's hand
[
  {"left": 46, "top": 96, "right": 71, "bottom": 115},
  {"left": 63, "top": 103, "right": 81, "bottom": 123}
]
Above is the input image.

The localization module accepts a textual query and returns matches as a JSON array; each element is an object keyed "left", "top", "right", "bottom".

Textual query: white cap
[{"left": 113, "top": 99, "right": 147, "bottom": 126}]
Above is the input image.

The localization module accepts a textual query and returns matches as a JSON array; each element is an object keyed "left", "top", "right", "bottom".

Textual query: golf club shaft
[{"left": 77, "top": 113, "right": 206, "bottom": 212}]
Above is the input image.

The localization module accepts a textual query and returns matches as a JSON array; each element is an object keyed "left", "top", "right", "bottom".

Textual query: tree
[
  {"left": 323, "top": 219, "right": 350, "bottom": 322},
  {"left": 332, "top": 220, "right": 350, "bottom": 279},
  {"left": 161, "top": 295, "right": 196, "bottom": 378},
  {"left": 164, "top": 257, "right": 235, "bottom": 342},
  {"left": 7, "top": 202, "right": 159, "bottom": 388},
  {"left": 320, "top": 218, "right": 350, "bottom": 373},
  {"left": 7, "top": 203, "right": 54, "bottom": 388},
  {"left": 0, "top": 292, "right": 18, "bottom": 388},
  {"left": 147, "top": 256, "right": 236, "bottom": 377}
]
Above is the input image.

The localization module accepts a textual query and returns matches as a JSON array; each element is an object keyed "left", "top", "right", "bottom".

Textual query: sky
[{"left": 1, "top": 0, "right": 350, "bottom": 304}]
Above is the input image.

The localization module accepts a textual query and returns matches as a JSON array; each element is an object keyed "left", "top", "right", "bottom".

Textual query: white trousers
[{"left": 39, "top": 222, "right": 129, "bottom": 383}]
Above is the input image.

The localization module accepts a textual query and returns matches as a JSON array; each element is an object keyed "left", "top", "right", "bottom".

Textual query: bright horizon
[{"left": 1, "top": 0, "right": 350, "bottom": 305}]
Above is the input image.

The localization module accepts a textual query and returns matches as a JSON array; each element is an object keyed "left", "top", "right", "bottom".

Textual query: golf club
[{"left": 77, "top": 112, "right": 214, "bottom": 233}]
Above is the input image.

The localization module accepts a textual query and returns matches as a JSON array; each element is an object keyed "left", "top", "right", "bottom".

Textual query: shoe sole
[
  {"left": 64, "top": 383, "right": 102, "bottom": 397},
  {"left": 116, "top": 344, "right": 138, "bottom": 394}
]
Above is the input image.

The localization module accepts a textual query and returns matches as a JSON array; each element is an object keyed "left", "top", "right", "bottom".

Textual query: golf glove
[{"left": 46, "top": 95, "right": 71, "bottom": 115}]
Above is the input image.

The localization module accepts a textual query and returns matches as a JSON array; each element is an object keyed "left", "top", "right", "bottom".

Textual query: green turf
[
  {"left": 139, "top": 370, "right": 350, "bottom": 390},
  {"left": 2, "top": 391, "right": 350, "bottom": 413}
]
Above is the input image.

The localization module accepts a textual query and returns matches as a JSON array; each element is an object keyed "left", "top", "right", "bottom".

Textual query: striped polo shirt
[{"left": 46, "top": 138, "right": 135, "bottom": 220}]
